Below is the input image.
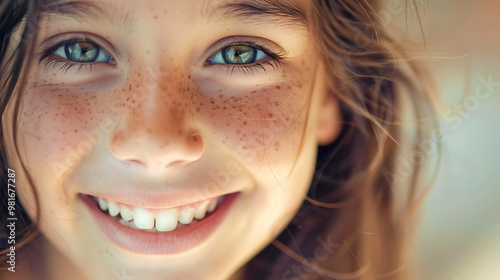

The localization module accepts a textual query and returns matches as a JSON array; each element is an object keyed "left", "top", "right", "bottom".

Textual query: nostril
[
  {"left": 191, "top": 134, "right": 202, "bottom": 142},
  {"left": 127, "top": 159, "right": 145, "bottom": 166},
  {"left": 165, "top": 160, "right": 185, "bottom": 168}
]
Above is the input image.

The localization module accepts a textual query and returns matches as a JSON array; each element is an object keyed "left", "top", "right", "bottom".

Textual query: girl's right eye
[{"left": 52, "top": 41, "right": 113, "bottom": 63}]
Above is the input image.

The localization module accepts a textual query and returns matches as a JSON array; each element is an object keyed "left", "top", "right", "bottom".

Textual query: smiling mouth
[
  {"left": 90, "top": 195, "right": 222, "bottom": 232},
  {"left": 79, "top": 192, "right": 240, "bottom": 254}
]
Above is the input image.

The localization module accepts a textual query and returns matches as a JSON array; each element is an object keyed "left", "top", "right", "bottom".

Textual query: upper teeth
[{"left": 95, "top": 197, "right": 219, "bottom": 232}]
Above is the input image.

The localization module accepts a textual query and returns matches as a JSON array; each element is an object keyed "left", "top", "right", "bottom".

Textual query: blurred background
[{"left": 378, "top": 0, "right": 500, "bottom": 279}]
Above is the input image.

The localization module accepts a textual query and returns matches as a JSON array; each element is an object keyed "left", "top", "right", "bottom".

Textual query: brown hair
[
  {"left": 1, "top": 0, "right": 42, "bottom": 274},
  {"left": 243, "top": 0, "right": 436, "bottom": 279},
  {"left": 0, "top": 0, "right": 437, "bottom": 279}
]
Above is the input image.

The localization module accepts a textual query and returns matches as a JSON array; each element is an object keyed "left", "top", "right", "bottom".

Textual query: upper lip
[
  {"left": 78, "top": 190, "right": 233, "bottom": 209},
  {"left": 66, "top": 157, "right": 250, "bottom": 208}
]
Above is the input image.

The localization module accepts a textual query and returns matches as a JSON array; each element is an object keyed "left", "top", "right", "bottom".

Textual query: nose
[{"left": 109, "top": 72, "right": 203, "bottom": 171}]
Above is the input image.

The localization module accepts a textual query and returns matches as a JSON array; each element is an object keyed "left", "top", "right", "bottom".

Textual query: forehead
[{"left": 40, "top": 0, "right": 310, "bottom": 30}]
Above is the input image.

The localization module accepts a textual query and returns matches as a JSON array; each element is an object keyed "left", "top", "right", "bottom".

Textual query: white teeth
[
  {"left": 94, "top": 196, "right": 224, "bottom": 232},
  {"left": 98, "top": 198, "right": 108, "bottom": 211},
  {"left": 120, "top": 205, "right": 133, "bottom": 221},
  {"left": 178, "top": 209, "right": 194, "bottom": 225},
  {"left": 193, "top": 202, "right": 209, "bottom": 219},
  {"left": 108, "top": 200, "right": 120, "bottom": 217},
  {"left": 133, "top": 208, "right": 155, "bottom": 229},
  {"left": 155, "top": 210, "right": 179, "bottom": 232},
  {"left": 207, "top": 200, "right": 217, "bottom": 213}
]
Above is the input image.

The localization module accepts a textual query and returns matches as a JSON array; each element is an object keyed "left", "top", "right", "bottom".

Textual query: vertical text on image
[{"left": 5, "top": 168, "right": 17, "bottom": 272}]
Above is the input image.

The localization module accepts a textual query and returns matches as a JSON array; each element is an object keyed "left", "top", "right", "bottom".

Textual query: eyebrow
[
  {"left": 40, "top": 0, "right": 308, "bottom": 30},
  {"left": 214, "top": 0, "right": 308, "bottom": 29},
  {"left": 40, "top": 1, "right": 135, "bottom": 29}
]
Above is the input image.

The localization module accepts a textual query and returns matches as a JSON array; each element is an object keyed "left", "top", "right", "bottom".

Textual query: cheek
[
  {"left": 18, "top": 81, "right": 119, "bottom": 175},
  {"left": 196, "top": 66, "right": 314, "bottom": 175}
]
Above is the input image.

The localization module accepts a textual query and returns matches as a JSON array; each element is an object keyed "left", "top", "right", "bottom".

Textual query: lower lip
[{"left": 80, "top": 192, "right": 239, "bottom": 255}]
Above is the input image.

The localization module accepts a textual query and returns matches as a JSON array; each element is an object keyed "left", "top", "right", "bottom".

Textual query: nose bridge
[
  {"left": 109, "top": 61, "right": 202, "bottom": 170},
  {"left": 130, "top": 63, "right": 189, "bottom": 137}
]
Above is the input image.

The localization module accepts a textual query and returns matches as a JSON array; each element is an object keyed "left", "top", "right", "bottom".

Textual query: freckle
[
  {"left": 163, "top": 9, "right": 167, "bottom": 14},
  {"left": 188, "top": 75, "right": 191, "bottom": 79},
  {"left": 74, "top": 129, "right": 78, "bottom": 133},
  {"left": 243, "top": 121, "right": 247, "bottom": 125},
  {"left": 275, "top": 85, "right": 280, "bottom": 90},
  {"left": 274, "top": 141, "right": 281, "bottom": 151},
  {"left": 268, "top": 113, "right": 273, "bottom": 117},
  {"left": 154, "top": 15, "right": 158, "bottom": 19}
]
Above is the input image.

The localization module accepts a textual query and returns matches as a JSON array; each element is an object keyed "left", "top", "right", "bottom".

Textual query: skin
[{"left": 3, "top": 0, "right": 341, "bottom": 279}]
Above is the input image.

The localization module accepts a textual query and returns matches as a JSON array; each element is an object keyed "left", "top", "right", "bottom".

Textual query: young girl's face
[{"left": 3, "top": 0, "right": 339, "bottom": 279}]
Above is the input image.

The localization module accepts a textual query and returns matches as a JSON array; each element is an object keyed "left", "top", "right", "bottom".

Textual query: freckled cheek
[
  {"left": 197, "top": 81, "right": 311, "bottom": 168},
  {"left": 18, "top": 89, "right": 117, "bottom": 166}
]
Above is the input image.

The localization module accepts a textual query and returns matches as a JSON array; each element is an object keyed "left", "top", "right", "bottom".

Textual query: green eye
[
  {"left": 53, "top": 41, "right": 112, "bottom": 63},
  {"left": 66, "top": 42, "right": 98, "bottom": 62},
  {"left": 222, "top": 45, "right": 256, "bottom": 64},
  {"left": 209, "top": 44, "right": 268, "bottom": 65}
]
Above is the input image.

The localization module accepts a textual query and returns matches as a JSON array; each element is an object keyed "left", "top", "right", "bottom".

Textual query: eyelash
[{"left": 38, "top": 37, "right": 285, "bottom": 75}]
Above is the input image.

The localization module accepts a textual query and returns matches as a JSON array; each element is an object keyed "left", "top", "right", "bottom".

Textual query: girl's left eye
[
  {"left": 208, "top": 45, "right": 269, "bottom": 65},
  {"left": 52, "top": 41, "right": 112, "bottom": 63}
]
